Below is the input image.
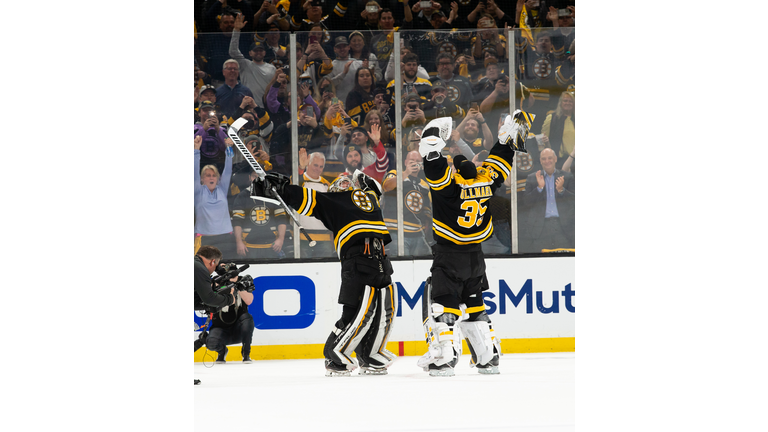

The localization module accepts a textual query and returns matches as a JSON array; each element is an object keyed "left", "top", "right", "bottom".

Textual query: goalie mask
[
  {"left": 418, "top": 117, "right": 452, "bottom": 161},
  {"left": 328, "top": 174, "right": 355, "bottom": 193}
]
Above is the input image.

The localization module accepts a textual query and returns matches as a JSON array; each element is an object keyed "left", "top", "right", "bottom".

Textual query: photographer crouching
[{"left": 194, "top": 246, "right": 256, "bottom": 384}]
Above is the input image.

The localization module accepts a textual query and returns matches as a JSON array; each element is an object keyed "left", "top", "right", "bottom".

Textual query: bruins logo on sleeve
[{"left": 352, "top": 190, "right": 374, "bottom": 212}]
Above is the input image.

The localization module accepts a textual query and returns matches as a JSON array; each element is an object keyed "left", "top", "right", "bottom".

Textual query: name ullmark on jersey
[{"left": 459, "top": 185, "right": 493, "bottom": 200}]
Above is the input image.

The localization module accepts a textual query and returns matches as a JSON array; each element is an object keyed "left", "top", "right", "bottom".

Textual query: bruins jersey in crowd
[
  {"left": 386, "top": 77, "right": 433, "bottom": 102},
  {"left": 232, "top": 185, "right": 290, "bottom": 248},
  {"left": 423, "top": 140, "right": 515, "bottom": 249},
  {"left": 281, "top": 184, "right": 390, "bottom": 258},
  {"left": 381, "top": 171, "right": 431, "bottom": 235}
]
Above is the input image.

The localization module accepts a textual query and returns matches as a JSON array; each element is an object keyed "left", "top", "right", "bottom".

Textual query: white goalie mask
[
  {"left": 328, "top": 174, "right": 355, "bottom": 192},
  {"left": 418, "top": 117, "right": 453, "bottom": 161}
]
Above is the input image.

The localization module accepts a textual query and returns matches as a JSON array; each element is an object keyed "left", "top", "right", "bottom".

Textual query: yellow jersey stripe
[{"left": 427, "top": 166, "right": 452, "bottom": 190}]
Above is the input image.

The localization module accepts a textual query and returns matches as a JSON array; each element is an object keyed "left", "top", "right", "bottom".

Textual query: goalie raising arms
[
  {"left": 417, "top": 110, "right": 534, "bottom": 376},
  {"left": 251, "top": 169, "right": 397, "bottom": 377}
]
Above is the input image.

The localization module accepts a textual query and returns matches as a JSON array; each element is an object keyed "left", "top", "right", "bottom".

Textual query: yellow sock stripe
[
  {"left": 465, "top": 305, "right": 486, "bottom": 314},
  {"left": 442, "top": 307, "right": 462, "bottom": 316}
]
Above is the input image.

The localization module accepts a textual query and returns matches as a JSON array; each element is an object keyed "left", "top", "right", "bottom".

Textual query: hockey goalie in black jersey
[
  {"left": 416, "top": 110, "right": 534, "bottom": 377},
  {"left": 251, "top": 169, "right": 397, "bottom": 377}
]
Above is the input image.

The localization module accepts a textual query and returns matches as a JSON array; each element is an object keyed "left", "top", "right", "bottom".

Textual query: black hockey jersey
[
  {"left": 423, "top": 141, "right": 515, "bottom": 248},
  {"left": 232, "top": 185, "right": 290, "bottom": 247},
  {"left": 381, "top": 171, "right": 431, "bottom": 234},
  {"left": 281, "top": 185, "right": 391, "bottom": 258}
]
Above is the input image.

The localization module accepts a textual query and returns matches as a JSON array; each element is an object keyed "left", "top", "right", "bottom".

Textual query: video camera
[{"left": 212, "top": 262, "right": 255, "bottom": 294}]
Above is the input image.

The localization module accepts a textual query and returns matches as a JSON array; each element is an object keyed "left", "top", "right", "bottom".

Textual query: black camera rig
[{"left": 212, "top": 262, "right": 255, "bottom": 294}]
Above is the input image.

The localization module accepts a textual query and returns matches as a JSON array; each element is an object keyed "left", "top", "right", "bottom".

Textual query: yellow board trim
[{"left": 194, "top": 338, "right": 575, "bottom": 362}]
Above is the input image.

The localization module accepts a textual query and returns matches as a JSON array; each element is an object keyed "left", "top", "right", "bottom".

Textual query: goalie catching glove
[
  {"left": 353, "top": 170, "right": 383, "bottom": 199},
  {"left": 498, "top": 109, "right": 535, "bottom": 153},
  {"left": 418, "top": 117, "right": 453, "bottom": 161}
]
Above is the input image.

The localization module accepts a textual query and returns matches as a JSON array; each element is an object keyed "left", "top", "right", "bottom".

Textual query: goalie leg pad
[
  {"left": 355, "top": 284, "right": 397, "bottom": 375},
  {"left": 418, "top": 303, "right": 460, "bottom": 373},
  {"left": 459, "top": 312, "right": 501, "bottom": 374},
  {"left": 323, "top": 286, "right": 377, "bottom": 372}
]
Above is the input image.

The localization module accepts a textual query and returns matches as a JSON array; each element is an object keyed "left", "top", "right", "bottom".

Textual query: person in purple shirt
[
  {"left": 194, "top": 100, "right": 230, "bottom": 175},
  {"left": 194, "top": 135, "right": 236, "bottom": 259},
  {"left": 216, "top": 60, "right": 255, "bottom": 119}
]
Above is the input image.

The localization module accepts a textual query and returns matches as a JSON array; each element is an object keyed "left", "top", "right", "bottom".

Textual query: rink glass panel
[{"left": 193, "top": 26, "right": 574, "bottom": 263}]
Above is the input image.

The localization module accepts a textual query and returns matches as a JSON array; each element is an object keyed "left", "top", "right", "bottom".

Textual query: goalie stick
[{"left": 227, "top": 117, "right": 316, "bottom": 247}]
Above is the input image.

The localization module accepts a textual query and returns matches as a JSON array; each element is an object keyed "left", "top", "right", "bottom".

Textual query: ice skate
[
  {"left": 324, "top": 359, "right": 352, "bottom": 377},
  {"left": 427, "top": 363, "right": 454, "bottom": 377}
]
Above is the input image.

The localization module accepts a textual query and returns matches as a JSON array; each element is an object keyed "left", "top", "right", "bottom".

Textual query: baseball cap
[
  {"left": 431, "top": 80, "right": 446, "bottom": 91},
  {"left": 404, "top": 92, "right": 420, "bottom": 104},
  {"left": 343, "top": 144, "right": 362, "bottom": 160},
  {"left": 198, "top": 84, "right": 216, "bottom": 97},
  {"left": 198, "top": 100, "right": 215, "bottom": 110},
  {"left": 484, "top": 56, "right": 499, "bottom": 68},
  {"left": 250, "top": 41, "right": 266, "bottom": 51},
  {"left": 453, "top": 155, "right": 477, "bottom": 180},
  {"left": 351, "top": 126, "right": 368, "bottom": 136},
  {"left": 334, "top": 36, "right": 349, "bottom": 47}
]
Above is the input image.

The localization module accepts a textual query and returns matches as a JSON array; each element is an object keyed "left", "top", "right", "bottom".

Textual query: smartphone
[
  {"left": 558, "top": 8, "right": 570, "bottom": 17},
  {"left": 470, "top": 102, "right": 478, "bottom": 110},
  {"left": 309, "top": 35, "right": 318, "bottom": 45},
  {"left": 366, "top": 5, "right": 378, "bottom": 13},
  {"left": 305, "top": 106, "right": 313, "bottom": 116},
  {"left": 420, "top": 1, "right": 431, "bottom": 8},
  {"left": 331, "top": 97, "right": 339, "bottom": 105},
  {"left": 343, "top": 117, "right": 352, "bottom": 126}
]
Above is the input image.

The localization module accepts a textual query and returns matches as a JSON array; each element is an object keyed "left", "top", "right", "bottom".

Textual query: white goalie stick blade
[
  {"left": 249, "top": 195, "right": 280, "bottom": 205},
  {"left": 229, "top": 116, "right": 317, "bottom": 247},
  {"left": 228, "top": 118, "right": 267, "bottom": 180}
]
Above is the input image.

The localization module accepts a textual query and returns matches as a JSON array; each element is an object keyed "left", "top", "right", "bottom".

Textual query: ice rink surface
[{"left": 195, "top": 352, "right": 575, "bottom": 431}]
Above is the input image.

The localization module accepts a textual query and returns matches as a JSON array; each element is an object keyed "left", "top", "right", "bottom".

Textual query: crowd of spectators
[{"left": 193, "top": 0, "right": 576, "bottom": 259}]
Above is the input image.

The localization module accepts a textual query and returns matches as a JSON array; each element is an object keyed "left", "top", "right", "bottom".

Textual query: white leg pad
[{"left": 459, "top": 320, "right": 496, "bottom": 366}]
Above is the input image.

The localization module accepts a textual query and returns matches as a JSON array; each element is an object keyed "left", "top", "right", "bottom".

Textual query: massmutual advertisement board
[{"left": 194, "top": 256, "right": 574, "bottom": 356}]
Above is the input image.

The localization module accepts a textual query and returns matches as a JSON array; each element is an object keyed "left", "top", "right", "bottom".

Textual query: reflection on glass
[{"left": 193, "top": 24, "right": 574, "bottom": 261}]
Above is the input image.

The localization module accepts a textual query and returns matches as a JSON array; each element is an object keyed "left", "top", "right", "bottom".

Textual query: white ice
[{"left": 195, "top": 352, "right": 575, "bottom": 431}]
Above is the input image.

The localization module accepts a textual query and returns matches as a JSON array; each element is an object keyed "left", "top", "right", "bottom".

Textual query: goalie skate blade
[
  {"left": 428, "top": 368, "right": 455, "bottom": 377},
  {"left": 325, "top": 370, "right": 352, "bottom": 377},
  {"left": 359, "top": 367, "right": 388, "bottom": 376},
  {"left": 477, "top": 366, "right": 500, "bottom": 375}
]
